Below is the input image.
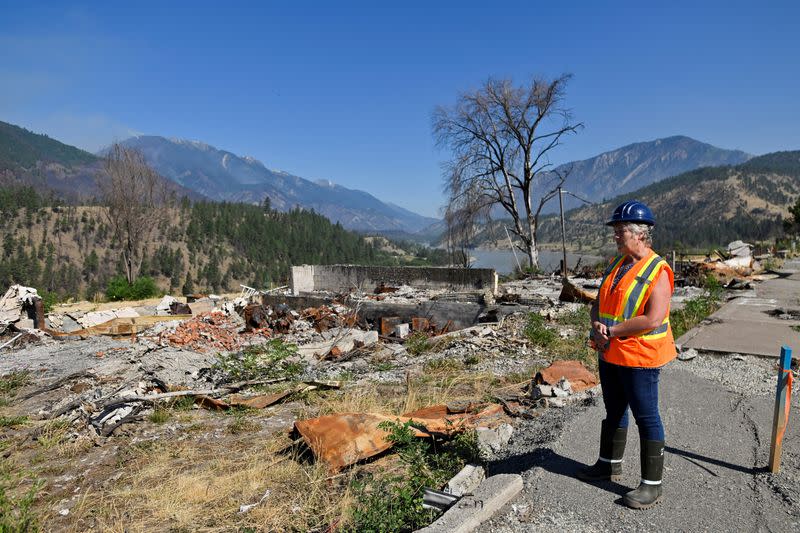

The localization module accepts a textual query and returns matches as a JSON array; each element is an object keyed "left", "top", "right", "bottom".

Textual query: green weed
[
  {"left": 0, "top": 459, "right": 42, "bottom": 532},
  {"left": 35, "top": 418, "right": 70, "bottom": 449},
  {"left": 405, "top": 332, "right": 432, "bottom": 356},
  {"left": 523, "top": 313, "right": 557, "bottom": 348},
  {"left": 0, "top": 371, "right": 31, "bottom": 399},
  {"left": 226, "top": 410, "right": 260, "bottom": 434},
  {"left": 148, "top": 407, "right": 170, "bottom": 424},
  {"left": 0, "top": 416, "right": 28, "bottom": 428},
  {"left": 169, "top": 396, "right": 197, "bottom": 411},
  {"left": 555, "top": 305, "right": 591, "bottom": 328},
  {"left": 212, "top": 339, "right": 303, "bottom": 383},
  {"left": 372, "top": 361, "right": 396, "bottom": 372},
  {"left": 464, "top": 354, "right": 481, "bottom": 366},
  {"left": 348, "top": 420, "right": 479, "bottom": 532},
  {"left": 671, "top": 274, "right": 723, "bottom": 339},
  {"left": 424, "top": 358, "right": 464, "bottom": 373}
]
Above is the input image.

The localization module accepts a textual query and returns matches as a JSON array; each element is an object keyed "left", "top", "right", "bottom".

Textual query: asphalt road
[{"left": 484, "top": 363, "right": 800, "bottom": 532}]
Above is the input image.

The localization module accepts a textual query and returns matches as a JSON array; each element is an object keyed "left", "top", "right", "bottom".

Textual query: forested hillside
[{"left": 0, "top": 187, "right": 443, "bottom": 302}]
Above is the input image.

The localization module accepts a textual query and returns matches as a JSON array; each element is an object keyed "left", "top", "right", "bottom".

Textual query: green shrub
[
  {"left": 512, "top": 264, "right": 542, "bottom": 279},
  {"left": 523, "top": 313, "right": 557, "bottom": 347},
  {"left": 105, "top": 275, "right": 159, "bottom": 301},
  {"left": 212, "top": 339, "right": 303, "bottom": 383},
  {"left": 39, "top": 291, "right": 58, "bottom": 313},
  {"left": 348, "top": 420, "right": 479, "bottom": 532}
]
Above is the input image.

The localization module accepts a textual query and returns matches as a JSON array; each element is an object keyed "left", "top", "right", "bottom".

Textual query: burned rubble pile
[
  {"left": 0, "top": 272, "right": 606, "bottom": 463},
  {"left": 0, "top": 248, "right": 782, "bottom": 444}
]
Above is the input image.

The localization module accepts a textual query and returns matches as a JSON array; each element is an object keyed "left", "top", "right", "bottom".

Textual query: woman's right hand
[
  {"left": 590, "top": 321, "right": 610, "bottom": 352},
  {"left": 592, "top": 320, "right": 609, "bottom": 339}
]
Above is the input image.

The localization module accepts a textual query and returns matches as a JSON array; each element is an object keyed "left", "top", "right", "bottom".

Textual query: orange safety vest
[{"left": 597, "top": 250, "right": 677, "bottom": 368}]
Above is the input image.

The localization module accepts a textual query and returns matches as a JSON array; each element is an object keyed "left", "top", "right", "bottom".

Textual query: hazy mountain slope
[
  {"left": 0, "top": 120, "right": 104, "bottom": 201},
  {"left": 118, "top": 136, "right": 438, "bottom": 233},
  {"left": 546, "top": 135, "right": 751, "bottom": 211},
  {"left": 0, "top": 121, "right": 203, "bottom": 203}
]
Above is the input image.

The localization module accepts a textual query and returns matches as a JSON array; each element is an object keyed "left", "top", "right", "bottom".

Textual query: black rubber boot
[
  {"left": 623, "top": 439, "right": 664, "bottom": 509},
  {"left": 578, "top": 421, "right": 627, "bottom": 481}
]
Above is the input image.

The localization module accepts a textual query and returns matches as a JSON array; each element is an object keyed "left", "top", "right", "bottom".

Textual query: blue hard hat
[{"left": 606, "top": 200, "right": 655, "bottom": 226}]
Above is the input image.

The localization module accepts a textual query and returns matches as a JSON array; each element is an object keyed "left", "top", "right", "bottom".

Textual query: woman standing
[{"left": 578, "top": 200, "right": 677, "bottom": 510}]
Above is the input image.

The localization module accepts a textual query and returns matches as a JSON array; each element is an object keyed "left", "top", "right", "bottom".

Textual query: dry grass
[
  {"left": 64, "top": 434, "right": 357, "bottom": 532},
  {"left": 35, "top": 418, "right": 72, "bottom": 450},
  {"left": 35, "top": 374, "right": 497, "bottom": 532},
  {"left": 306, "top": 371, "right": 498, "bottom": 420}
]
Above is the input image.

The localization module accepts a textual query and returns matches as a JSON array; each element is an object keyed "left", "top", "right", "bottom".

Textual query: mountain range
[
  {"left": 0, "top": 119, "right": 764, "bottom": 240},
  {"left": 533, "top": 151, "right": 800, "bottom": 253},
  {"left": 116, "top": 136, "right": 439, "bottom": 234}
]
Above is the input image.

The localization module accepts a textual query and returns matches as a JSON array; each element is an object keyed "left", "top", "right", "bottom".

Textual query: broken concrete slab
[
  {"left": 0, "top": 285, "right": 41, "bottom": 325},
  {"left": 677, "top": 294, "right": 800, "bottom": 358},
  {"left": 264, "top": 292, "right": 488, "bottom": 332},
  {"left": 727, "top": 240, "right": 753, "bottom": 257},
  {"left": 156, "top": 295, "right": 178, "bottom": 316},
  {"left": 296, "top": 329, "right": 379, "bottom": 360},
  {"left": 78, "top": 307, "right": 140, "bottom": 328},
  {"left": 417, "top": 473, "right": 523, "bottom": 533},
  {"left": 530, "top": 384, "right": 553, "bottom": 399},
  {"left": 394, "top": 323, "right": 410, "bottom": 339},
  {"left": 476, "top": 423, "right": 514, "bottom": 460},
  {"left": 358, "top": 300, "right": 485, "bottom": 331},
  {"left": 446, "top": 464, "right": 485, "bottom": 497}
]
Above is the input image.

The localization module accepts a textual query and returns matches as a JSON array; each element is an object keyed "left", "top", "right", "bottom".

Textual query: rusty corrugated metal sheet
[
  {"left": 293, "top": 403, "right": 507, "bottom": 470},
  {"left": 535, "top": 360, "right": 597, "bottom": 392}
]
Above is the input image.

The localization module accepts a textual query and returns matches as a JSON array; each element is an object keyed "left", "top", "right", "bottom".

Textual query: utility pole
[{"left": 558, "top": 186, "right": 568, "bottom": 281}]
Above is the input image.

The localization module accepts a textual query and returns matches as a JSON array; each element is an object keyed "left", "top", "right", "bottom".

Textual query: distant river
[{"left": 469, "top": 248, "right": 603, "bottom": 275}]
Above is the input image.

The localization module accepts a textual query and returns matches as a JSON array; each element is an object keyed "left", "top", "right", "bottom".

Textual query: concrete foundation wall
[
  {"left": 290, "top": 264, "right": 498, "bottom": 295},
  {"left": 262, "top": 293, "right": 486, "bottom": 331}
]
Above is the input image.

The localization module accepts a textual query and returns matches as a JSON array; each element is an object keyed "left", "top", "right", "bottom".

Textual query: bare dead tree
[
  {"left": 98, "top": 144, "right": 170, "bottom": 284},
  {"left": 434, "top": 75, "right": 583, "bottom": 269}
]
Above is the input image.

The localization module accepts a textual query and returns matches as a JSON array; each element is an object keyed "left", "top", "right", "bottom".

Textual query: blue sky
[{"left": 1, "top": 1, "right": 798, "bottom": 217}]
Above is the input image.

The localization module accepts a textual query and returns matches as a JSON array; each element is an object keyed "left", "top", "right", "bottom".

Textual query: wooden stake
[{"left": 768, "top": 345, "right": 793, "bottom": 473}]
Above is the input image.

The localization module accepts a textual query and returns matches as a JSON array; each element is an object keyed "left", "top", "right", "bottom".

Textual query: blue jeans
[{"left": 599, "top": 359, "right": 665, "bottom": 441}]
